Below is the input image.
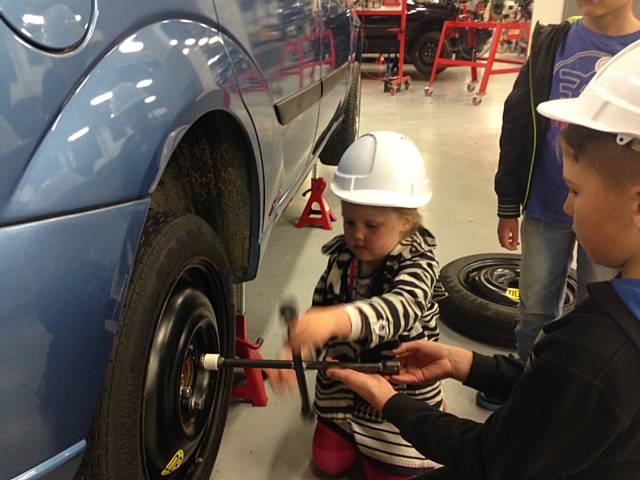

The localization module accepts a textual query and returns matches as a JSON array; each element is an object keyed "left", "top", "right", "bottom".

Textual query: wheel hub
[{"left": 421, "top": 43, "right": 437, "bottom": 64}]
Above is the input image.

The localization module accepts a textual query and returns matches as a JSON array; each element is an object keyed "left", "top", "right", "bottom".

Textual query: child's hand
[
  {"left": 288, "top": 306, "right": 352, "bottom": 352},
  {"left": 264, "top": 347, "right": 298, "bottom": 395},
  {"left": 498, "top": 217, "right": 520, "bottom": 250},
  {"left": 326, "top": 368, "right": 396, "bottom": 411},
  {"left": 265, "top": 345, "right": 317, "bottom": 395}
]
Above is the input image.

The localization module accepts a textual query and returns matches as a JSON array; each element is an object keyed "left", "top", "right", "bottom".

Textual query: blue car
[{"left": 0, "top": 1, "right": 360, "bottom": 479}]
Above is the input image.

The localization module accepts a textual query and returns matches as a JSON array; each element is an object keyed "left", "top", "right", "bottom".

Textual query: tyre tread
[{"left": 319, "top": 63, "right": 361, "bottom": 166}]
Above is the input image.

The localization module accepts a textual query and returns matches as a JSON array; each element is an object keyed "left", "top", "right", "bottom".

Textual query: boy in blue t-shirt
[
  {"left": 495, "top": 0, "right": 640, "bottom": 360},
  {"left": 328, "top": 40, "right": 640, "bottom": 480}
]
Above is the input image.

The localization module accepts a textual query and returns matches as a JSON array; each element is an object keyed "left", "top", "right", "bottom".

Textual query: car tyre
[
  {"left": 75, "top": 212, "right": 234, "bottom": 480},
  {"left": 411, "top": 30, "right": 450, "bottom": 78},
  {"left": 319, "top": 63, "right": 361, "bottom": 166},
  {"left": 438, "top": 253, "right": 577, "bottom": 349}
]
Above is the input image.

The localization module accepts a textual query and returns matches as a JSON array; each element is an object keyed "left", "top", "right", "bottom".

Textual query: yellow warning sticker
[
  {"left": 505, "top": 288, "right": 520, "bottom": 302},
  {"left": 161, "top": 449, "right": 184, "bottom": 476}
]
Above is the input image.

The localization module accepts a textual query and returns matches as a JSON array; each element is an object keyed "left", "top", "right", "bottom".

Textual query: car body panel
[
  {"left": 0, "top": 1, "right": 358, "bottom": 478},
  {"left": 1, "top": 20, "right": 247, "bottom": 224},
  {"left": 213, "top": 0, "right": 321, "bottom": 191},
  {"left": 11, "top": 441, "right": 85, "bottom": 480},
  {"left": 0, "top": 200, "right": 148, "bottom": 480},
  {"left": 214, "top": 0, "right": 357, "bottom": 242},
  {"left": 0, "top": 1, "right": 222, "bottom": 220},
  {"left": 0, "top": 0, "right": 92, "bottom": 51}
]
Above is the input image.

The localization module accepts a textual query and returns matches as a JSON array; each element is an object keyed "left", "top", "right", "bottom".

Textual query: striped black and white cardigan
[{"left": 311, "top": 227, "right": 446, "bottom": 468}]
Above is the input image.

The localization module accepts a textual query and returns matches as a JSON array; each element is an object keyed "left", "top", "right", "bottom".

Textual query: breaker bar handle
[
  {"left": 200, "top": 354, "right": 401, "bottom": 375},
  {"left": 280, "top": 299, "right": 314, "bottom": 419}
]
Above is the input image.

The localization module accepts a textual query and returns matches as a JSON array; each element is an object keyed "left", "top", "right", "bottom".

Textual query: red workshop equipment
[
  {"left": 424, "top": 17, "right": 530, "bottom": 105},
  {"left": 355, "top": 0, "right": 411, "bottom": 95}
]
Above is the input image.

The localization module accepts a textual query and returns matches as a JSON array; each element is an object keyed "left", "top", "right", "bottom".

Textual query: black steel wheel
[
  {"left": 75, "top": 212, "right": 234, "bottom": 480},
  {"left": 411, "top": 30, "right": 450, "bottom": 78},
  {"left": 438, "top": 253, "right": 578, "bottom": 349}
]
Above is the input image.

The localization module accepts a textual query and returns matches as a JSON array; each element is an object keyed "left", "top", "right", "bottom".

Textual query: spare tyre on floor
[{"left": 438, "top": 253, "right": 578, "bottom": 349}]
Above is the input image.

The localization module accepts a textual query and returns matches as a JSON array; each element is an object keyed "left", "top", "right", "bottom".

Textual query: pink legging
[{"left": 312, "top": 421, "right": 419, "bottom": 480}]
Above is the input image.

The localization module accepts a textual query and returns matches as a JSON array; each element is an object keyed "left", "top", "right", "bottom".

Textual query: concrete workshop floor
[{"left": 213, "top": 64, "right": 518, "bottom": 479}]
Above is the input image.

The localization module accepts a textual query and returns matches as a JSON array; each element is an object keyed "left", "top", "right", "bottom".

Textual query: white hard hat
[
  {"left": 537, "top": 39, "right": 640, "bottom": 149},
  {"left": 330, "top": 131, "right": 432, "bottom": 208}
]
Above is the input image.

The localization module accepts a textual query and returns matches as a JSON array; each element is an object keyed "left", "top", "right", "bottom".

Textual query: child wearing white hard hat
[
  {"left": 270, "top": 131, "right": 446, "bottom": 478},
  {"left": 328, "top": 39, "right": 640, "bottom": 480}
]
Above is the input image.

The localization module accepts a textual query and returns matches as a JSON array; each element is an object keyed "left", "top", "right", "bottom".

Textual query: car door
[{"left": 214, "top": 0, "right": 323, "bottom": 188}]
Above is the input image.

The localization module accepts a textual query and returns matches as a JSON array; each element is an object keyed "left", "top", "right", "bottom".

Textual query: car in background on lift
[
  {"left": 359, "top": 0, "right": 492, "bottom": 76},
  {"left": 0, "top": 1, "right": 359, "bottom": 479}
]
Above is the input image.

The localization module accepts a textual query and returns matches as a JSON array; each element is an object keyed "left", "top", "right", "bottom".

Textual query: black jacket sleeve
[
  {"left": 494, "top": 58, "right": 532, "bottom": 218},
  {"left": 463, "top": 352, "right": 524, "bottom": 401},
  {"left": 383, "top": 355, "right": 624, "bottom": 480}
]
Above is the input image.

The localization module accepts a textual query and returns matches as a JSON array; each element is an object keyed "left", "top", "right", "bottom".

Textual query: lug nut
[{"left": 190, "top": 396, "right": 204, "bottom": 411}]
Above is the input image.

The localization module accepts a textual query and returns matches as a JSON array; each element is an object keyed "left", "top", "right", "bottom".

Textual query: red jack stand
[
  {"left": 296, "top": 169, "right": 337, "bottom": 230},
  {"left": 231, "top": 285, "right": 268, "bottom": 407}
]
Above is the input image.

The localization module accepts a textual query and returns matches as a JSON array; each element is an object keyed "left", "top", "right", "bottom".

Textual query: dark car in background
[{"left": 360, "top": 0, "right": 492, "bottom": 76}]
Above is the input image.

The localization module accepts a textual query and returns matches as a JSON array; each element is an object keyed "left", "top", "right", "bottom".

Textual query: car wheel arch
[
  {"left": 150, "top": 110, "right": 262, "bottom": 282},
  {"left": 1, "top": 20, "right": 259, "bottom": 227}
]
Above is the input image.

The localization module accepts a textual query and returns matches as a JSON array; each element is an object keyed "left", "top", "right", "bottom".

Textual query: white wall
[
  {"left": 565, "top": 0, "right": 640, "bottom": 18},
  {"left": 531, "top": 0, "right": 567, "bottom": 26},
  {"left": 532, "top": 0, "right": 640, "bottom": 27}
]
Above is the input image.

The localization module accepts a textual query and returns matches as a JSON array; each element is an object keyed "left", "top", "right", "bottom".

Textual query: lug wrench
[
  {"left": 200, "top": 354, "right": 401, "bottom": 375},
  {"left": 280, "top": 299, "right": 314, "bottom": 420},
  {"left": 199, "top": 298, "right": 401, "bottom": 418}
]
